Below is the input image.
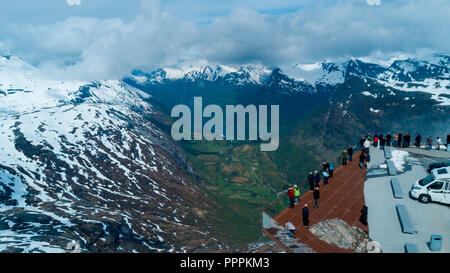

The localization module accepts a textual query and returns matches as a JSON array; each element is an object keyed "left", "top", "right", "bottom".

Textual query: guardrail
[{"left": 261, "top": 211, "right": 314, "bottom": 253}]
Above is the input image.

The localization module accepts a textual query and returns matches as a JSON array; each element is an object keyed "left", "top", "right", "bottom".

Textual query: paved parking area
[{"left": 364, "top": 146, "right": 450, "bottom": 253}]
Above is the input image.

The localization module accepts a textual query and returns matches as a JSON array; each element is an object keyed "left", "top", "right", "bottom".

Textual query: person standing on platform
[
  {"left": 447, "top": 133, "right": 450, "bottom": 151},
  {"left": 342, "top": 149, "right": 348, "bottom": 166},
  {"left": 380, "top": 136, "right": 386, "bottom": 150},
  {"left": 426, "top": 136, "right": 433, "bottom": 150},
  {"left": 314, "top": 170, "right": 320, "bottom": 187},
  {"left": 398, "top": 133, "right": 403, "bottom": 148},
  {"left": 329, "top": 162, "right": 334, "bottom": 177},
  {"left": 308, "top": 172, "right": 315, "bottom": 191},
  {"left": 365, "top": 152, "right": 371, "bottom": 169},
  {"left": 322, "top": 169, "right": 330, "bottom": 187},
  {"left": 294, "top": 185, "right": 300, "bottom": 204},
  {"left": 348, "top": 146, "right": 353, "bottom": 162},
  {"left": 364, "top": 138, "right": 371, "bottom": 154},
  {"left": 287, "top": 187, "right": 295, "bottom": 208},
  {"left": 359, "top": 152, "right": 366, "bottom": 169},
  {"left": 415, "top": 134, "right": 421, "bottom": 148},
  {"left": 302, "top": 204, "right": 310, "bottom": 228},
  {"left": 313, "top": 187, "right": 320, "bottom": 208},
  {"left": 386, "top": 133, "right": 392, "bottom": 147}
]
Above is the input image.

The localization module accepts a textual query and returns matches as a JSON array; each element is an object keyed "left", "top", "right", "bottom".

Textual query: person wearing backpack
[
  {"left": 294, "top": 185, "right": 300, "bottom": 204},
  {"left": 329, "top": 162, "right": 334, "bottom": 177},
  {"left": 313, "top": 187, "right": 320, "bottom": 208},
  {"left": 322, "top": 169, "right": 330, "bottom": 187}
]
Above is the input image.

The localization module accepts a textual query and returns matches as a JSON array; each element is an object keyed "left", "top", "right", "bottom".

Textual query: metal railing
[{"left": 261, "top": 212, "right": 315, "bottom": 253}]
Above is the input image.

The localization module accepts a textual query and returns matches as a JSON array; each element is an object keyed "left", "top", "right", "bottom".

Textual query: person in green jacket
[
  {"left": 342, "top": 149, "right": 348, "bottom": 166},
  {"left": 294, "top": 185, "right": 300, "bottom": 204}
]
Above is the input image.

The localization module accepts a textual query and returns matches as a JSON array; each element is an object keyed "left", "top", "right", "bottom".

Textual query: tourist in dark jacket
[
  {"left": 313, "top": 187, "right": 320, "bottom": 208},
  {"left": 328, "top": 162, "right": 334, "bottom": 177},
  {"left": 447, "top": 133, "right": 450, "bottom": 151},
  {"left": 404, "top": 133, "right": 410, "bottom": 147},
  {"left": 360, "top": 205, "right": 368, "bottom": 226},
  {"left": 398, "top": 133, "right": 403, "bottom": 148},
  {"left": 386, "top": 133, "right": 392, "bottom": 146},
  {"left": 314, "top": 170, "right": 320, "bottom": 187},
  {"left": 359, "top": 153, "right": 366, "bottom": 169},
  {"left": 307, "top": 172, "right": 315, "bottom": 191},
  {"left": 415, "top": 134, "right": 422, "bottom": 148},
  {"left": 348, "top": 146, "right": 353, "bottom": 161},
  {"left": 302, "top": 204, "right": 309, "bottom": 228},
  {"left": 380, "top": 137, "right": 386, "bottom": 149},
  {"left": 322, "top": 170, "right": 330, "bottom": 187}
]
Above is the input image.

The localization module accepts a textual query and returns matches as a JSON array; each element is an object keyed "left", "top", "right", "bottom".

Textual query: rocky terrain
[{"left": 310, "top": 219, "right": 374, "bottom": 253}]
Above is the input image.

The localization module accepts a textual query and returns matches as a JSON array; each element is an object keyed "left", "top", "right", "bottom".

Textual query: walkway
[{"left": 274, "top": 151, "right": 368, "bottom": 253}]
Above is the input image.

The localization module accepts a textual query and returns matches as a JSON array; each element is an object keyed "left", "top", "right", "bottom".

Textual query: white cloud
[
  {"left": 1, "top": 0, "right": 449, "bottom": 81},
  {"left": 366, "top": 0, "right": 381, "bottom": 6},
  {"left": 66, "top": 0, "right": 81, "bottom": 6}
]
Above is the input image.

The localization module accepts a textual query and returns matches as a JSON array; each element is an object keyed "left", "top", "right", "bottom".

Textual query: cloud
[
  {"left": 66, "top": 0, "right": 81, "bottom": 6},
  {"left": 1, "top": 0, "right": 450, "bottom": 80},
  {"left": 366, "top": 0, "right": 381, "bottom": 6}
]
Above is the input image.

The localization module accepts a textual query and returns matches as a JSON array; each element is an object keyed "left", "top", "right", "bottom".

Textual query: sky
[{"left": 0, "top": 0, "right": 449, "bottom": 80}]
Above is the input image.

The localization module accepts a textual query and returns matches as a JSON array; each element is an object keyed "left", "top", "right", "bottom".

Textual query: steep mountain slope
[{"left": 0, "top": 56, "right": 228, "bottom": 253}]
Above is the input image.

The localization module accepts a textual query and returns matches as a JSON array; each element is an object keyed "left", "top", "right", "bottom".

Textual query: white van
[{"left": 410, "top": 167, "right": 450, "bottom": 205}]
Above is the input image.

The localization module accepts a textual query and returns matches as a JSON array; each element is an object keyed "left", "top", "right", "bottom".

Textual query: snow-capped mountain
[
  {"left": 284, "top": 54, "right": 450, "bottom": 105},
  {"left": 128, "top": 54, "right": 450, "bottom": 104},
  {"left": 130, "top": 64, "right": 272, "bottom": 86},
  {"left": 0, "top": 55, "right": 227, "bottom": 253}
]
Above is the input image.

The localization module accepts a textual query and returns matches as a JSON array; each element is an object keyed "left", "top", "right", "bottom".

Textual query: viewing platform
[{"left": 262, "top": 151, "right": 368, "bottom": 253}]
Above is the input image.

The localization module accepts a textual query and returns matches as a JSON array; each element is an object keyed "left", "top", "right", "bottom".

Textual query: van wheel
[{"left": 419, "top": 194, "right": 431, "bottom": 203}]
